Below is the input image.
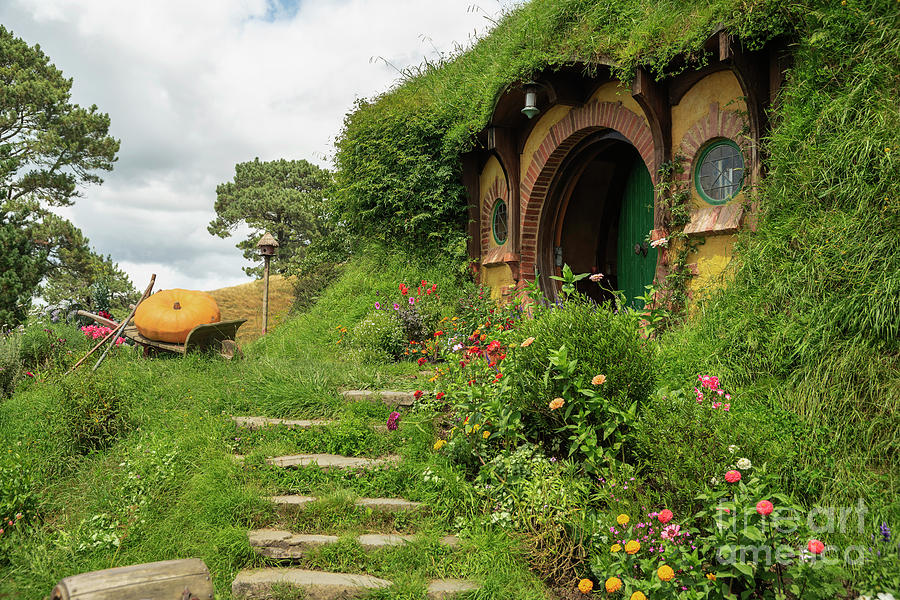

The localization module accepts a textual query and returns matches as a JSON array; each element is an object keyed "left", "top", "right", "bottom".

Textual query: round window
[
  {"left": 695, "top": 139, "right": 745, "bottom": 204},
  {"left": 491, "top": 199, "right": 508, "bottom": 245}
]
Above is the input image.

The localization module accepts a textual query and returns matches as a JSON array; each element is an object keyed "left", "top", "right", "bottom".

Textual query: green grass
[{"left": 0, "top": 247, "right": 546, "bottom": 599}]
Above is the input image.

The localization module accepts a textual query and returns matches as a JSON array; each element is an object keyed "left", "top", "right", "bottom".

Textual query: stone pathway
[{"left": 229, "top": 394, "right": 479, "bottom": 599}]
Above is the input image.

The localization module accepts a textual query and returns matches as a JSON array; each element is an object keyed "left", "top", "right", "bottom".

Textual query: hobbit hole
[{"left": 462, "top": 32, "right": 786, "bottom": 306}]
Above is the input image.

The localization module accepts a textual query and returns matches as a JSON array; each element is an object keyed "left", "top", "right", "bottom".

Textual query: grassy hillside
[{"left": 207, "top": 275, "right": 295, "bottom": 344}]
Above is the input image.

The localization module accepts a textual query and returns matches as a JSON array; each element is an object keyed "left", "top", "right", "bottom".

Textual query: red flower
[
  {"left": 494, "top": 373, "right": 503, "bottom": 381},
  {"left": 725, "top": 470, "right": 742, "bottom": 483},
  {"left": 25, "top": 371, "right": 34, "bottom": 378},
  {"left": 399, "top": 283, "right": 408, "bottom": 295},
  {"left": 434, "top": 331, "right": 444, "bottom": 336},
  {"left": 658, "top": 509, "right": 674, "bottom": 524},
  {"left": 756, "top": 500, "right": 774, "bottom": 516},
  {"left": 413, "top": 390, "right": 424, "bottom": 400},
  {"left": 417, "top": 357, "right": 427, "bottom": 366},
  {"left": 436, "top": 392, "right": 445, "bottom": 400},
  {"left": 807, "top": 539, "right": 825, "bottom": 554}
]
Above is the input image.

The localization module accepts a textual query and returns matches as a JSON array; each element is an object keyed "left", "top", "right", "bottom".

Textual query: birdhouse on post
[
  {"left": 256, "top": 232, "right": 278, "bottom": 256},
  {"left": 256, "top": 232, "right": 278, "bottom": 336}
]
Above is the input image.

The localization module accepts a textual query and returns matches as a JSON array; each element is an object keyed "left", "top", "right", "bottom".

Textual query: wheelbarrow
[{"left": 78, "top": 310, "right": 246, "bottom": 359}]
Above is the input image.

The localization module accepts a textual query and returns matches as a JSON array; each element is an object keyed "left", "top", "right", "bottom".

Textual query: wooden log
[
  {"left": 67, "top": 275, "right": 156, "bottom": 375},
  {"left": 75, "top": 310, "right": 119, "bottom": 328},
  {"left": 50, "top": 558, "right": 213, "bottom": 600}
]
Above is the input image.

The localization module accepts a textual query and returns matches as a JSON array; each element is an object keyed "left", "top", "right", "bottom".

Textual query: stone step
[
  {"left": 232, "top": 568, "right": 391, "bottom": 600},
  {"left": 249, "top": 529, "right": 459, "bottom": 559},
  {"left": 265, "top": 453, "right": 401, "bottom": 470},
  {"left": 341, "top": 389, "right": 416, "bottom": 407},
  {"left": 232, "top": 416, "right": 333, "bottom": 430},
  {"left": 427, "top": 579, "right": 481, "bottom": 599},
  {"left": 269, "top": 495, "right": 423, "bottom": 513}
]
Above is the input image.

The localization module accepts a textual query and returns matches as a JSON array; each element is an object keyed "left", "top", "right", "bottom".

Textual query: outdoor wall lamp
[{"left": 521, "top": 82, "right": 541, "bottom": 119}]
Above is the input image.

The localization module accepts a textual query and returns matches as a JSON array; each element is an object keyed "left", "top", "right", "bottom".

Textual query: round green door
[{"left": 616, "top": 158, "right": 657, "bottom": 309}]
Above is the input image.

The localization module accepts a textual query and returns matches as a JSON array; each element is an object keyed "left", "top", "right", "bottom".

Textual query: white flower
[
  {"left": 736, "top": 458, "right": 752, "bottom": 470},
  {"left": 728, "top": 444, "right": 739, "bottom": 454},
  {"left": 856, "top": 596, "right": 871, "bottom": 600},
  {"left": 650, "top": 237, "right": 668, "bottom": 248},
  {"left": 710, "top": 477, "right": 719, "bottom": 485},
  {"left": 589, "top": 273, "right": 604, "bottom": 282},
  {"left": 877, "top": 593, "right": 896, "bottom": 600}
]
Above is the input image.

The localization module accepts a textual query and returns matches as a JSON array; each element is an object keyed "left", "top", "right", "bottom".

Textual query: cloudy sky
[{"left": 0, "top": 0, "right": 512, "bottom": 291}]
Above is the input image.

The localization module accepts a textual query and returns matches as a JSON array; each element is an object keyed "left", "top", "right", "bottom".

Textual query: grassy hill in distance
[{"left": 207, "top": 275, "right": 294, "bottom": 344}]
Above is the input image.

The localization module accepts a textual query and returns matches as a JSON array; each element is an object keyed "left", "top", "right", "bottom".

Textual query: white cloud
[{"left": 1, "top": 0, "right": 515, "bottom": 292}]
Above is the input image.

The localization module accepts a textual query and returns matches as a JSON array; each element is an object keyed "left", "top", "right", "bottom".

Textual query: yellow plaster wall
[
  {"left": 588, "top": 81, "right": 647, "bottom": 123},
  {"left": 671, "top": 70, "right": 747, "bottom": 209},
  {"left": 482, "top": 264, "right": 515, "bottom": 300},
  {"left": 671, "top": 70, "right": 747, "bottom": 301},
  {"left": 520, "top": 104, "right": 572, "bottom": 179},
  {"left": 479, "top": 155, "right": 506, "bottom": 249},
  {"left": 686, "top": 234, "right": 736, "bottom": 302}
]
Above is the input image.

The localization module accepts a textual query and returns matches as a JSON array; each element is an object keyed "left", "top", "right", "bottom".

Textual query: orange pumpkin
[{"left": 134, "top": 289, "right": 221, "bottom": 343}]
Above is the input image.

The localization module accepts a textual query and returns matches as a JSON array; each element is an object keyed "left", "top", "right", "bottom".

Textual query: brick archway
[{"left": 518, "top": 101, "right": 656, "bottom": 282}]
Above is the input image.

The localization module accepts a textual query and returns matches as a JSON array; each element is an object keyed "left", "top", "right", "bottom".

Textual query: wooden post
[
  {"left": 262, "top": 254, "right": 270, "bottom": 335},
  {"left": 256, "top": 232, "right": 278, "bottom": 336}
]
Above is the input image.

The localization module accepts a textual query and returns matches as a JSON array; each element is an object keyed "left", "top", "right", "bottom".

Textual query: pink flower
[
  {"left": 25, "top": 371, "right": 34, "bottom": 378},
  {"left": 386, "top": 411, "right": 401, "bottom": 431},
  {"left": 661, "top": 524, "right": 681, "bottom": 541},
  {"left": 725, "top": 470, "right": 741, "bottom": 483},
  {"left": 756, "top": 500, "right": 774, "bottom": 516},
  {"left": 723, "top": 404, "right": 731, "bottom": 411},
  {"left": 658, "top": 509, "right": 674, "bottom": 524},
  {"left": 807, "top": 539, "right": 825, "bottom": 554}
]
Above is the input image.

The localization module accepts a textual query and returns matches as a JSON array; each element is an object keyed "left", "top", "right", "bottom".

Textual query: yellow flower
[
  {"left": 591, "top": 374, "right": 607, "bottom": 385},
  {"left": 610, "top": 543, "right": 622, "bottom": 553},
  {"left": 630, "top": 593, "right": 647, "bottom": 600},
  {"left": 616, "top": 513, "right": 630, "bottom": 526},
  {"left": 521, "top": 336, "right": 535, "bottom": 347},
  {"left": 472, "top": 423, "right": 481, "bottom": 432},
  {"left": 706, "top": 573, "right": 716, "bottom": 581},
  {"left": 657, "top": 565, "right": 675, "bottom": 582},
  {"left": 625, "top": 540, "right": 640, "bottom": 555},
  {"left": 433, "top": 439, "right": 447, "bottom": 450},
  {"left": 549, "top": 397, "right": 565, "bottom": 410},
  {"left": 577, "top": 578, "right": 593, "bottom": 594},
  {"left": 605, "top": 577, "right": 622, "bottom": 593},
  {"left": 482, "top": 430, "right": 490, "bottom": 439}
]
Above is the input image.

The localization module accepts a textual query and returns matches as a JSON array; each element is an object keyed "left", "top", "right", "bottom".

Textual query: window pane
[{"left": 696, "top": 141, "right": 744, "bottom": 204}]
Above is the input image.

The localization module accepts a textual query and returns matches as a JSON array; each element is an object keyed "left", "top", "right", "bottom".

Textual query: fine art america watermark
[{"left": 714, "top": 498, "right": 883, "bottom": 566}]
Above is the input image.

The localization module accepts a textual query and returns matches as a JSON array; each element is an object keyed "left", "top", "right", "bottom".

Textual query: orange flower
[
  {"left": 577, "top": 579, "right": 593, "bottom": 594},
  {"left": 625, "top": 540, "right": 640, "bottom": 554},
  {"left": 605, "top": 577, "right": 622, "bottom": 593},
  {"left": 706, "top": 573, "right": 716, "bottom": 581},
  {"left": 520, "top": 336, "right": 535, "bottom": 347},
  {"left": 630, "top": 593, "right": 647, "bottom": 600},
  {"left": 657, "top": 565, "right": 674, "bottom": 582},
  {"left": 549, "top": 398, "right": 565, "bottom": 410},
  {"left": 591, "top": 374, "right": 607, "bottom": 385}
]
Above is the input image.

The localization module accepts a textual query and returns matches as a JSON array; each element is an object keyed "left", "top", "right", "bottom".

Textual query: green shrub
[
  {"left": 0, "top": 454, "right": 37, "bottom": 523},
  {"left": 0, "top": 329, "right": 22, "bottom": 398},
  {"left": 350, "top": 310, "right": 405, "bottom": 361},
  {"left": 507, "top": 297, "right": 655, "bottom": 436},
  {"left": 18, "top": 321, "right": 85, "bottom": 373},
  {"left": 54, "top": 372, "right": 133, "bottom": 454},
  {"left": 633, "top": 383, "right": 832, "bottom": 508}
]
